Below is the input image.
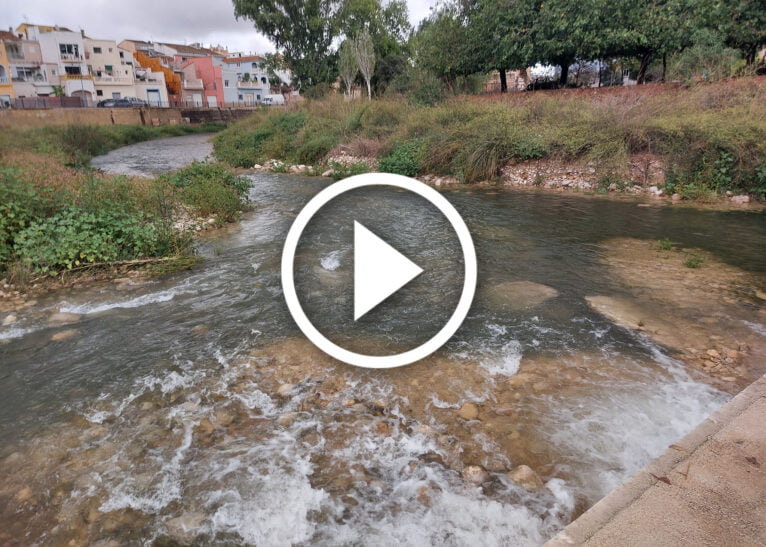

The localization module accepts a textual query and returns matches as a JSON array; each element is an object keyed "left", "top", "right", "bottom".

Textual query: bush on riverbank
[
  {"left": 0, "top": 124, "right": 248, "bottom": 279},
  {"left": 213, "top": 78, "right": 766, "bottom": 198}
]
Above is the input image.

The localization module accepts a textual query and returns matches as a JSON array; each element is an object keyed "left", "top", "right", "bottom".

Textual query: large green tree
[
  {"left": 710, "top": 0, "right": 766, "bottom": 64},
  {"left": 233, "top": 0, "right": 343, "bottom": 88},
  {"left": 233, "top": 0, "right": 410, "bottom": 90}
]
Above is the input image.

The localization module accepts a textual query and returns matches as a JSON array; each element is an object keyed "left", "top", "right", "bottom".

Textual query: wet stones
[
  {"left": 2, "top": 313, "right": 17, "bottom": 326},
  {"left": 50, "top": 329, "right": 78, "bottom": 342},
  {"left": 457, "top": 402, "right": 480, "bottom": 421},
  {"left": 481, "top": 281, "right": 559, "bottom": 311},
  {"left": 462, "top": 465, "right": 490, "bottom": 485},
  {"left": 276, "top": 383, "right": 296, "bottom": 397},
  {"left": 506, "top": 465, "right": 544, "bottom": 491},
  {"left": 166, "top": 511, "right": 205, "bottom": 542},
  {"left": 48, "top": 312, "right": 81, "bottom": 325}
]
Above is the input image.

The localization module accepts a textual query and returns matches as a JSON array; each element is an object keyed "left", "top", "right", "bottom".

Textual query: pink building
[{"left": 179, "top": 55, "right": 237, "bottom": 107}]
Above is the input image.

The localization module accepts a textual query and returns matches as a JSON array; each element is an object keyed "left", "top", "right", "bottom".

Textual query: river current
[{"left": 1, "top": 136, "right": 765, "bottom": 544}]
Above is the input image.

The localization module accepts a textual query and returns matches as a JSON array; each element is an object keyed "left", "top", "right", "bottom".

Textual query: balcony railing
[
  {"left": 94, "top": 75, "right": 133, "bottom": 84},
  {"left": 0, "top": 77, "right": 9, "bottom": 84},
  {"left": 183, "top": 79, "right": 204, "bottom": 90},
  {"left": 237, "top": 80, "right": 267, "bottom": 89},
  {"left": 12, "top": 74, "right": 46, "bottom": 83},
  {"left": 61, "top": 73, "right": 94, "bottom": 81},
  {"left": 60, "top": 53, "right": 84, "bottom": 62}
]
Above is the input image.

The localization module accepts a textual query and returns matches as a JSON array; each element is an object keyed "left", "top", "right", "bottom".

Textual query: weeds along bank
[
  {"left": 0, "top": 124, "right": 249, "bottom": 290},
  {"left": 213, "top": 78, "right": 766, "bottom": 201}
]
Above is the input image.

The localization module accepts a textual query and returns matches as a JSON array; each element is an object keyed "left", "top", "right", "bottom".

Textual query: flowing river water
[{"left": 1, "top": 136, "right": 766, "bottom": 545}]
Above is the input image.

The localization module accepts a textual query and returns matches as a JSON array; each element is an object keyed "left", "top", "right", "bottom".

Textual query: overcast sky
[{"left": 3, "top": 0, "right": 439, "bottom": 54}]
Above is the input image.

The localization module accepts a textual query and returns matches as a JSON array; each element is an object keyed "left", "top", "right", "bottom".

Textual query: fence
[{"left": 11, "top": 96, "right": 90, "bottom": 109}]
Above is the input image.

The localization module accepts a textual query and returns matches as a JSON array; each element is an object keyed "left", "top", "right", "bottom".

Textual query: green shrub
[
  {"left": 14, "top": 208, "right": 160, "bottom": 273},
  {"left": 296, "top": 134, "right": 338, "bottom": 164},
  {"left": 684, "top": 253, "right": 704, "bottom": 268},
  {"left": 658, "top": 237, "right": 673, "bottom": 251},
  {"left": 331, "top": 161, "right": 371, "bottom": 180},
  {"left": 165, "top": 162, "right": 250, "bottom": 221},
  {"left": 379, "top": 141, "right": 424, "bottom": 176}
]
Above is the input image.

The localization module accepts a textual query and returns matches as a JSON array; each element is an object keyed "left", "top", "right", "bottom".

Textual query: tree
[
  {"left": 412, "top": 8, "right": 475, "bottom": 85},
  {"left": 710, "top": 0, "right": 766, "bottom": 65},
  {"left": 338, "top": 39, "right": 358, "bottom": 96},
  {"left": 467, "top": 0, "right": 537, "bottom": 92},
  {"left": 232, "top": 0, "right": 344, "bottom": 88},
  {"left": 354, "top": 28, "right": 376, "bottom": 98}
]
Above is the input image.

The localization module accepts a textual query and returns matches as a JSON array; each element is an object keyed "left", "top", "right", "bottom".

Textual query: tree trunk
[
  {"left": 661, "top": 54, "right": 667, "bottom": 83},
  {"left": 559, "top": 62, "right": 569, "bottom": 87},
  {"left": 598, "top": 59, "right": 602, "bottom": 88},
  {"left": 637, "top": 52, "right": 653, "bottom": 84},
  {"left": 500, "top": 68, "right": 508, "bottom": 93},
  {"left": 365, "top": 78, "right": 371, "bottom": 100},
  {"left": 746, "top": 45, "right": 756, "bottom": 66}
]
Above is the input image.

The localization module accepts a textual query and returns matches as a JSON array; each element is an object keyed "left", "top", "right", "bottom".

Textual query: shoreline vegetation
[
  {"left": 213, "top": 78, "right": 766, "bottom": 205},
  {"left": 0, "top": 123, "right": 250, "bottom": 307}
]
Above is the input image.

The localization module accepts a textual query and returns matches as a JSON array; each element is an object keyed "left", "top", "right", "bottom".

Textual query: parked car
[{"left": 96, "top": 97, "right": 148, "bottom": 108}]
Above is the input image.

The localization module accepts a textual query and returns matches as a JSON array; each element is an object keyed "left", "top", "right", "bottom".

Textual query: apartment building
[
  {"left": 16, "top": 24, "right": 96, "bottom": 104},
  {"left": 84, "top": 37, "right": 168, "bottom": 106},
  {"left": 223, "top": 54, "right": 269, "bottom": 105},
  {"left": 0, "top": 32, "right": 15, "bottom": 106}
]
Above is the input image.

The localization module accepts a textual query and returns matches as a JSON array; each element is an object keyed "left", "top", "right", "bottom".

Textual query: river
[{"left": 1, "top": 136, "right": 765, "bottom": 544}]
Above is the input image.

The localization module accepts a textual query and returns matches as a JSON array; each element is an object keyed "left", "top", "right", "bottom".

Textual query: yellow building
[{"left": 0, "top": 31, "right": 16, "bottom": 106}]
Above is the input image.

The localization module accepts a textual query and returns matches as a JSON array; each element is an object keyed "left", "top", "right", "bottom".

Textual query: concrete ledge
[{"left": 547, "top": 373, "right": 766, "bottom": 545}]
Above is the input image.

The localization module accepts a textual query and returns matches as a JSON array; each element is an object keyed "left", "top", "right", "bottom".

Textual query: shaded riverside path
[{"left": 0, "top": 135, "right": 764, "bottom": 543}]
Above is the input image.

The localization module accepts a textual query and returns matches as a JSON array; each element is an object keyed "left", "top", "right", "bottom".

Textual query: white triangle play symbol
[{"left": 354, "top": 221, "right": 424, "bottom": 320}]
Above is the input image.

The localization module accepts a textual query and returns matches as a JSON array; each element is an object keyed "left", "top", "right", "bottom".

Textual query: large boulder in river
[
  {"left": 507, "top": 464, "right": 544, "bottom": 491},
  {"left": 481, "top": 281, "right": 559, "bottom": 311}
]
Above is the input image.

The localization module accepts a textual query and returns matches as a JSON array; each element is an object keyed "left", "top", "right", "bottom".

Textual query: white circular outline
[{"left": 281, "top": 172, "right": 477, "bottom": 369}]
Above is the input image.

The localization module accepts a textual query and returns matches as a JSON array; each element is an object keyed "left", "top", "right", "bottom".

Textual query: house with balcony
[
  {"left": 180, "top": 54, "right": 238, "bottom": 107},
  {"left": 0, "top": 29, "right": 54, "bottom": 99},
  {"left": 16, "top": 24, "right": 95, "bottom": 105},
  {"left": 84, "top": 37, "right": 168, "bottom": 106},
  {"left": 0, "top": 32, "right": 16, "bottom": 106},
  {"left": 222, "top": 55, "right": 269, "bottom": 105}
]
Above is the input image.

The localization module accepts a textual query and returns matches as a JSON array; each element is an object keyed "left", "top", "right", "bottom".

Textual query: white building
[
  {"left": 17, "top": 24, "right": 96, "bottom": 105},
  {"left": 84, "top": 37, "right": 168, "bottom": 106}
]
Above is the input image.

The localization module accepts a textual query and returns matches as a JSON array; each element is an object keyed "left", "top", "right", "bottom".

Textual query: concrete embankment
[
  {"left": 0, "top": 106, "right": 256, "bottom": 128},
  {"left": 547, "top": 373, "right": 766, "bottom": 545}
]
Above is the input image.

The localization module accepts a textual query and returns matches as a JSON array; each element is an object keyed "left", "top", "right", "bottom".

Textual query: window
[
  {"left": 212, "top": 82, "right": 217, "bottom": 90},
  {"left": 112, "top": 92, "right": 121, "bottom": 99},
  {"left": 96, "top": 90, "right": 103, "bottom": 96},
  {"left": 224, "top": 80, "right": 229, "bottom": 87},
  {"left": 64, "top": 66, "right": 82, "bottom": 75},
  {"left": 238, "top": 94, "right": 243, "bottom": 100},
  {"left": 6, "top": 43, "right": 22, "bottom": 59},
  {"left": 252, "top": 62, "right": 258, "bottom": 69},
  {"left": 119, "top": 51, "right": 124, "bottom": 58},
  {"left": 59, "top": 43, "right": 79, "bottom": 57},
  {"left": 105, "top": 65, "right": 113, "bottom": 73},
  {"left": 93, "top": 47, "right": 102, "bottom": 54},
  {"left": 108, "top": 48, "right": 113, "bottom": 52}
]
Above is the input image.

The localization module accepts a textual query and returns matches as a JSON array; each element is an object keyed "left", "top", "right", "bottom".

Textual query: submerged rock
[
  {"left": 50, "top": 329, "right": 78, "bottom": 342},
  {"left": 166, "top": 512, "right": 205, "bottom": 541},
  {"left": 276, "top": 383, "right": 296, "bottom": 397},
  {"left": 507, "top": 464, "right": 544, "bottom": 491},
  {"left": 48, "top": 312, "right": 81, "bottom": 325},
  {"left": 462, "top": 465, "right": 490, "bottom": 485},
  {"left": 457, "top": 402, "right": 480, "bottom": 421},
  {"left": 2, "top": 314, "right": 17, "bottom": 326},
  {"left": 481, "top": 281, "right": 559, "bottom": 311}
]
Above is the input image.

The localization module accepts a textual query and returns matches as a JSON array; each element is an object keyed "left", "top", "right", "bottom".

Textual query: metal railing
[{"left": 61, "top": 73, "right": 94, "bottom": 81}]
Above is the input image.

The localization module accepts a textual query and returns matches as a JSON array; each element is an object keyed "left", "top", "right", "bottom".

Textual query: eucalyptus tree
[
  {"left": 338, "top": 39, "right": 359, "bottom": 96},
  {"left": 354, "top": 28, "right": 377, "bottom": 98}
]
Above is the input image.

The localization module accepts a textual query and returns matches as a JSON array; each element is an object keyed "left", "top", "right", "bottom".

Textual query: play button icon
[
  {"left": 354, "top": 221, "right": 423, "bottom": 320},
  {"left": 281, "top": 173, "right": 477, "bottom": 369}
]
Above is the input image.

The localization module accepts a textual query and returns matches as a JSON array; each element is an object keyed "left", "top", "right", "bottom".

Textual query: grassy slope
[
  {"left": 213, "top": 78, "right": 766, "bottom": 198},
  {"left": 0, "top": 123, "right": 248, "bottom": 281}
]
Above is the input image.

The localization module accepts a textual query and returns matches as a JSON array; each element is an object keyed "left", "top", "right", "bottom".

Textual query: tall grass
[{"left": 214, "top": 78, "right": 766, "bottom": 195}]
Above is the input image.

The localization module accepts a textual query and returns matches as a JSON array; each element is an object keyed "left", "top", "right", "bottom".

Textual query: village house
[
  {"left": 16, "top": 23, "right": 96, "bottom": 105},
  {"left": 83, "top": 37, "right": 168, "bottom": 106},
  {"left": 0, "top": 32, "right": 15, "bottom": 106},
  {"left": 222, "top": 54, "right": 269, "bottom": 105}
]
